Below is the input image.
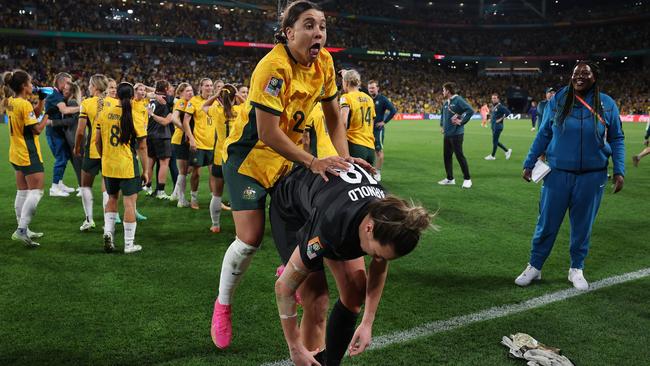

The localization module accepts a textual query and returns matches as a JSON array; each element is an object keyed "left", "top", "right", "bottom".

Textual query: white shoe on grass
[
  {"left": 568, "top": 268, "right": 588, "bottom": 290},
  {"left": 80, "top": 220, "right": 96, "bottom": 232},
  {"left": 484, "top": 155, "right": 496, "bottom": 161},
  {"left": 58, "top": 181, "right": 75, "bottom": 193},
  {"left": 124, "top": 244, "right": 142, "bottom": 254},
  {"left": 49, "top": 185, "right": 70, "bottom": 197},
  {"left": 156, "top": 191, "right": 172, "bottom": 200},
  {"left": 462, "top": 179, "right": 472, "bottom": 189},
  {"left": 177, "top": 199, "right": 190, "bottom": 208},
  {"left": 27, "top": 228, "right": 43, "bottom": 239},
  {"left": 438, "top": 178, "right": 456, "bottom": 185},
  {"left": 12, "top": 230, "right": 40, "bottom": 248},
  {"left": 373, "top": 172, "right": 382, "bottom": 182},
  {"left": 515, "top": 264, "right": 541, "bottom": 286},
  {"left": 505, "top": 149, "right": 513, "bottom": 160}
]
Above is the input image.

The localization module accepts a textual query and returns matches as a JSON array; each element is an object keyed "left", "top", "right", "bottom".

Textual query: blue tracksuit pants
[
  {"left": 46, "top": 126, "right": 70, "bottom": 184},
  {"left": 529, "top": 169, "right": 607, "bottom": 270}
]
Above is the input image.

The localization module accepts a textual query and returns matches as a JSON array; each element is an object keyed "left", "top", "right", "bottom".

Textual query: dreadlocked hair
[
  {"left": 116, "top": 82, "right": 136, "bottom": 145},
  {"left": 558, "top": 60, "right": 602, "bottom": 132}
]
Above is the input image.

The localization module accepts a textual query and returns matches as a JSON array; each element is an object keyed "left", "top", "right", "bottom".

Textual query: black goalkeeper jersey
[{"left": 270, "top": 164, "right": 387, "bottom": 270}]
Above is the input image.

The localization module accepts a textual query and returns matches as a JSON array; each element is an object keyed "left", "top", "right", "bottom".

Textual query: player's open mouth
[
  {"left": 309, "top": 43, "right": 321, "bottom": 57},
  {"left": 575, "top": 79, "right": 585, "bottom": 86}
]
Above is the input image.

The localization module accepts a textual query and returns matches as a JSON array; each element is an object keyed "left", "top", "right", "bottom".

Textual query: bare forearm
[{"left": 362, "top": 258, "right": 388, "bottom": 326}]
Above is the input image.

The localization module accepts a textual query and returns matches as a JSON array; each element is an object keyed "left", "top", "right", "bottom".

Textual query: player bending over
[{"left": 272, "top": 165, "right": 432, "bottom": 366}]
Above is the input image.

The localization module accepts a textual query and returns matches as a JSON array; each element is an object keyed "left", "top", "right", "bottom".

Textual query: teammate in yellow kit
[
  {"left": 183, "top": 78, "right": 215, "bottom": 209},
  {"left": 75, "top": 74, "right": 110, "bottom": 232},
  {"left": 340, "top": 69, "right": 376, "bottom": 164},
  {"left": 210, "top": 0, "right": 373, "bottom": 352},
  {"left": 5, "top": 69, "right": 48, "bottom": 247},
  {"left": 202, "top": 84, "right": 243, "bottom": 232},
  {"left": 170, "top": 82, "right": 194, "bottom": 207},
  {"left": 95, "top": 82, "right": 149, "bottom": 254}
]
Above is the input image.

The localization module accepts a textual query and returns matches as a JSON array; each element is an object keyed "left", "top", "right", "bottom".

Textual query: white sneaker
[
  {"left": 438, "top": 178, "right": 456, "bottom": 185},
  {"left": 80, "top": 220, "right": 96, "bottom": 232},
  {"left": 124, "top": 244, "right": 142, "bottom": 254},
  {"left": 484, "top": 155, "right": 496, "bottom": 161},
  {"left": 505, "top": 149, "right": 513, "bottom": 160},
  {"left": 76, "top": 190, "right": 82, "bottom": 197},
  {"left": 177, "top": 199, "right": 190, "bottom": 208},
  {"left": 169, "top": 192, "right": 179, "bottom": 201},
  {"left": 58, "top": 181, "right": 75, "bottom": 193},
  {"left": 27, "top": 228, "right": 44, "bottom": 239},
  {"left": 531, "top": 127, "right": 536, "bottom": 132},
  {"left": 568, "top": 268, "right": 588, "bottom": 290},
  {"left": 12, "top": 230, "right": 40, "bottom": 248},
  {"left": 462, "top": 179, "right": 472, "bottom": 189},
  {"left": 49, "top": 185, "right": 70, "bottom": 197},
  {"left": 103, "top": 232, "right": 115, "bottom": 253},
  {"left": 515, "top": 264, "right": 542, "bottom": 286},
  {"left": 373, "top": 172, "right": 382, "bottom": 182},
  {"left": 142, "top": 186, "right": 153, "bottom": 195},
  {"left": 156, "top": 191, "right": 172, "bottom": 200}
]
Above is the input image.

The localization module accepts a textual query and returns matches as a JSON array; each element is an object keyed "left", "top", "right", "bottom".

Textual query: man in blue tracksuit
[
  {"left": 44, "top": 72, "right": 79, "bottom": 197},
  {"left": 528, "top": 101, "right": 538, "bottom": 131},
  {"left": 485, "top": 93, "right": 512, "bottom": 160},
  {"left": 438, "top": 82, "right": 474, "bottom": 188},
  {"left": 516, "top": 61, "right": 625, "bottom": 290},
  {"left": 367, "top": 80, "right": 397, "bottom": 182},
  {"left": 537, "top": 87, "right": 556, "bottom": 126}
]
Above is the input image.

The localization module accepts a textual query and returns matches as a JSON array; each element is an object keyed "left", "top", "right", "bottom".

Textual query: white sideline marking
[{"left": 261, "top": 267, "right": 650, "bottom": 366}]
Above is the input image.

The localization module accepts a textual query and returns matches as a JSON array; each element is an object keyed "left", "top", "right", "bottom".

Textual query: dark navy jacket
[{"left": 372, "top": 93, "right": 397, "bottom": 129}]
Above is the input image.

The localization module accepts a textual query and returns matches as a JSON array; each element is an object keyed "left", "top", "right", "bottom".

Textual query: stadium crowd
[
  {"left": 1, "top": 43, "right": 647, "bottom": 115},
  {"left": 3, "top": 1, "right": 650, "bottom": 56}
]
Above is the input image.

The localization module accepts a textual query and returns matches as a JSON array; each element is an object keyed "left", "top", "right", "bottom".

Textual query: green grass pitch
[{"left": 1, "top": 120, "right": 649, "bottom": 365}]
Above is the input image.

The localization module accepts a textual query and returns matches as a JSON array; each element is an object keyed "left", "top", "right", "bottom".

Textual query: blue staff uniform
[
  {"left": 528, "top": 105, "right": 538, "bottom": 128},
  {"left": 372, "top": 93, "right": 397, "bottom": 152},
  {"left": 490, "top": 102, "right": 511, "bottom": 156},
  {"left": 44, "top": 88, "right": 70, "bottom": 185},
  {"left": 523, "top": 86, "right": 625, "bottom": 270}
]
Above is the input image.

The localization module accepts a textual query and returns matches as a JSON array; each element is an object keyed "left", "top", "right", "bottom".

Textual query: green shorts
[
  {"left": 82, "top": 156, "right": 101, "bottom": 176},
  {"left": 104, "top": 176, "right": 141, "bottom": 196},
  {"left": 348, "top": 142, "right": 376, "bottom": 165},
  {"left": 190, "top": 148, "right": 214, "bottom": 167},
  {"left": 222, "top": 159, "right": 268, "bottom": 211},
  {"left": 173, "top": 142, "right": 190, "bottom": 161},
  {"left": 373, "top": 128, "right": 385, "bottom": 151},
  {"left": 12, "top": 162, "right": 44, "bottom": 176},
  {"left": 211, "top": 164, "right": 223, "bottom": 178}
]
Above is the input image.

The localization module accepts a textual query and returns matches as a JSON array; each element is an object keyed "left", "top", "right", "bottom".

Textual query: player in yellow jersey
[
  {"left": 4, "top": 70, "right": 48, "bottom": 247},
  {"left": 95, "top": 82, "right": 149, "bottom": 254},
  {"left": 202, "top": 84, "right": 242, "bottom": 233},
  {"left": 183, "top": 78, "right": 215, "bottom": 210},
  {"left": 170, "top": 83, "right": 194, "bottom": 207},
  {"left": 210, "top": 0, "right": 373, "bottom": 351},
  {"left": 340, "top": 69, "right": 376, "bottom": 164},
  {"left": 303, "top": 102, "right": 338, "bottom": 158},
  {"left": 107, "top": 78, "right": 117, "bottom": 98},
  {"left": 237, "top": 85, "right": 249, "bottom": 100},
  {"left": 74, "top": 74, "right": 110, "bottom": 232}
]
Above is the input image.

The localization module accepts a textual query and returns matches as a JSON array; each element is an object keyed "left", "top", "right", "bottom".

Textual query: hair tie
[{"left": 222, "top": 89, "right": 230, "bottom": 94}]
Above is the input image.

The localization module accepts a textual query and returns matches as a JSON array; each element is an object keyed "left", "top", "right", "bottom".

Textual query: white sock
[
  {"left": 104, "top": 212, "right": 117, "bottom": 237},
  {"left": 210, "top": 195, "right": 222, "bottom": 226},
  {"left": 191, "top": 190, "right": 198, "bottom": 202},
  {"left": 18, "top": 189, "right": 43, "bottom": 230},
  {"left": 218, "top": 237, "right": 259, "bottom": 305},
  {"left": 123, "top": 221, "right": 136, "bottom": 247},
  {"left": 176, "top": 175, "right": 186, "bottom": 201},
  {"left": 102, "top": 191, "right": 109, "bottom": 210},
  {"left": 80, "top": 187, "right": 94, "bottom": 222},
  {"left": 14, "top": 190, "right": 28, "bottom": 224}
]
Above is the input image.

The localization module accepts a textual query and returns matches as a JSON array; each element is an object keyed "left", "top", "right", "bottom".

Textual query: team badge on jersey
[
  {"left": 29, "top": 111, "right": 35, "bottom": 118},
  {"left": 306, "top": 237, "right": 325, "bottom": 260},
  {"left": 265, "top": 77, "right": 283, "bottom": 97},
  {"left": 242, "top": 186, "right": 257, "bottom": 201}
]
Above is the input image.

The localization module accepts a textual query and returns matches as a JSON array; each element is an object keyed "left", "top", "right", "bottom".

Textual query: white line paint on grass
[{"left": 261, "top": 267, "right": 650, "bottom": 366}]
